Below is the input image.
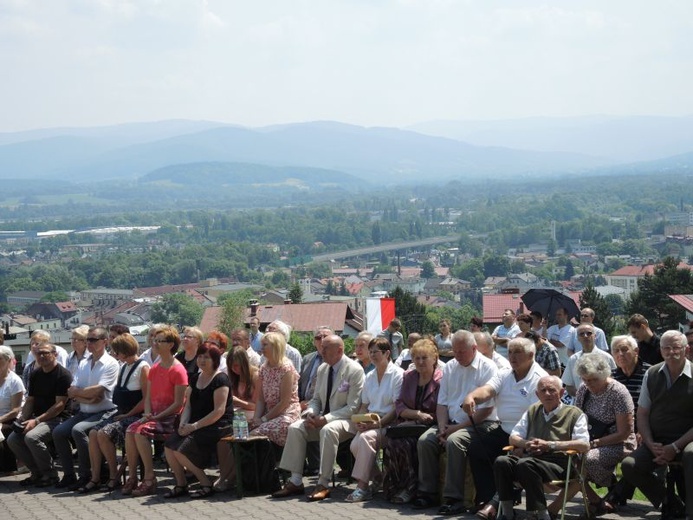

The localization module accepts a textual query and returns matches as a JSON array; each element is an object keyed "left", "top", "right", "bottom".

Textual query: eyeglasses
[
  {"left": 37, "top": 351, "right": 56, "bottom": 356},
  {"left": 182, "top": 335, "right": 194, "bottom": 340},
  {"left": 661, "top": 345, "right": 684, "bottom": 353},
  {"left": 86, "top": 337, "right": 104, "bottom": 343},
  {"left": 578, "top": 331, "right": 594, "bottom": 337},
  {"left": 153, "top": 339, "right": 171, "bottom": 344},
  {"left": 580, "top": 314, "right": 591, "bottom": 318}
]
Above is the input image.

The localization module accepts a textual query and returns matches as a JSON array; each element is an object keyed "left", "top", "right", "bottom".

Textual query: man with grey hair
[
  {"left": 566, "top": 307, "right": 609, "bottom": 354},
  {"left": 463, "top": 337, "right": 548, "bottom": 519},
  {"left": 494, "top": 375, "right": 589, "bottom": 520},
  {"left": 273, "top": 335, "right": 364, "bottom": 501},
  {"left": 7, "top": 343, "right": 72, "bottom": 487},
  {"left": 562, "top": 323, "right": 615, "bottom": 397},
  {"left": 266, "top": 319, "right": 302, "bottom": 373},
  {"left": 621, "top": 330, "right": 693, "bottom": 519},
  {"left": 474, "top": 331, "right": 511, "bottom": 372},
  {"left": 413, "top": 330, "right": 498, "bottom": 514}
]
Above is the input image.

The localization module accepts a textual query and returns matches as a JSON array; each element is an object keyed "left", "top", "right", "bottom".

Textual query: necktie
[{"left": 323, "top": 366, "right": 334, "bottom": 415}]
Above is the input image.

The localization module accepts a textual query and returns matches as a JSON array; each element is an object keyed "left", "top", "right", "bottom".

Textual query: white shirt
[
  {"left": 561, "top": 348, "right": 617, "bottom": 390},
  {"left": 73, "top": 352, "right": 120, "bottom": 413},
  {"left": 486, "top": 362, "right": 548, "bottom": 434},
  {"left": 361, "top": 362, "right": 404, "bottom": 417},
  {"left": 439, "top": 351, "right": 498, "bottom": 424},
  {"left": 512, "top": 403, "right": 590, "bottom": 442},
  {"left": 26, "top": 345, "right": 69, "bottom": 368},
  {"left": 567, "top": 326, "right": 609, "bottom": 353},
  {"left": 0, "top": 370, "right": 25, "bottom": 416},
  {"left": 140, "top": 347, "right": 160, "bottom": 367},
  {"left": 546, "top": 324, "right": 575, "bottom": 365},
  {"left": 492, "top": 351, "right": 512, "bottom": 372}
]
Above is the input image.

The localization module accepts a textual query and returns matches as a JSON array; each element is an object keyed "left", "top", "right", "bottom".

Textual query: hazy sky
[{"left": 2, "top": 0, "right": 692, "bottom": 132}]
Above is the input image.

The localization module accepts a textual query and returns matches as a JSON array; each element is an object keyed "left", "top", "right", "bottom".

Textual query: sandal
[
  {"left": 122, "top": 477, "right": 138, "bottom": 496},
  {"left": 391, "top": 490, "right": 411, "bottom": 504},
  {"left": 77, "top": 480, "right": 100, "bottom": 494},
  {"left": 101, "top": 479, "right": 121, "bottom": 492},
  {"left": 131, "top": 477, "right": 157, "bottom": 497},
  {"left": 164, "top": 485, "right": 189, "bottom": 499},
  {"left": 189, "top": 485, "right": 214, "bottom": 499}
]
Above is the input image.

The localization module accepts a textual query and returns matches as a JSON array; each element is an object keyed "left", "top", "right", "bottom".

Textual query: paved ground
[{"left": 0, "top": 468, "right": 661, "bottom": 520}]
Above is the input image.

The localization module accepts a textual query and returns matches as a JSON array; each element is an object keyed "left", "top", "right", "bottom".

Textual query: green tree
[
  {"left": 579, "top": 281, "right": 616, "bottom": 339},
  {"left": 421, "top": 261, "right": 436, "bottom": 279},
  {"left": 150, "top": 293, "right": 204, "bottom": 328},
  {"left": 40, "top": 291, "right": 70, "bottom": 302},
  {"left": 288, "top": 283, "right": 303, "bottom": 304},
  {"left": 217, "top": 290, "right": 255, "bottom": 337},
  {"left": 626, "top": 257, "right": 693, "bottom": 331},
  {"left": 390, "top": 286, "right": 427, "bottom": 333}
]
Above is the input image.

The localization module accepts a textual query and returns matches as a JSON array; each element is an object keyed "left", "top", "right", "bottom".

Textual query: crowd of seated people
[{"left": 0, "top": 312, "right": 691, "bottom": 520}]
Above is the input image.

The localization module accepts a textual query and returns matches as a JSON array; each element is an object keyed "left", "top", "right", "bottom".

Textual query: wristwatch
[{"left": 548, "top": 441, "right": 557, "bottom": 452}]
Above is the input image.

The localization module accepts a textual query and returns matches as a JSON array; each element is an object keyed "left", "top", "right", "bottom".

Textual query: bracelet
[{"left": 671, "top": 442, "right": 681, "bottom": 454}]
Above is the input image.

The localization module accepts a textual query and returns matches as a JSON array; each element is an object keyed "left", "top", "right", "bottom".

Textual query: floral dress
[
  {"left": 251, "top": 361, "right": 300, "bottom": 446},
  {"left": 575, "top": 379, "right": 636, "bottom": 486}
]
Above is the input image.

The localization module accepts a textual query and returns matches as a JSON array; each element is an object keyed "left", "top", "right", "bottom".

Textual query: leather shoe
[
  {"left": 439, "top": 500, "right": 467, "bottom": 515},
  {"left": 307, "top": 484, "right": 331, "bottom": 501},
  {"left": 412, "top": 495, "right": 439, "bottom": 509},
  {"left": 476, "top": 502, "right": 497, "bottom": 520},
  {"left": 271, "top": 481, "right": 305, "bottom": 498}
]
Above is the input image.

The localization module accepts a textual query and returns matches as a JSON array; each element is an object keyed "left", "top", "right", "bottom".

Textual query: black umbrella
[{"left": 521, "top": 289, "right": 580, "bottom": 322}]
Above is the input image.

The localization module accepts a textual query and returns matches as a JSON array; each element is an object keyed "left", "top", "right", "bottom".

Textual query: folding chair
[{"left": 498, "top": 446, "right": 591, "bottom": 520}]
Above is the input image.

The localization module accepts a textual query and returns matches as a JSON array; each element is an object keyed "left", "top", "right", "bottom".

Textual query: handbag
[
  {"left": 583, "top": 391, "right": 615, "bottom": 441},
  {"left": 385, "top": 423, "right": 428, "bottom": 439}
]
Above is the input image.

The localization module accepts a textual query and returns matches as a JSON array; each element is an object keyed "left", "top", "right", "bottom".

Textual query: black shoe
[
  {"left": 19, "top": 475, "right": 40, "bottom": 487},
  {"left": 438, "top": 500, "right": 467, "bottom": 515},
  {"left": 55, "top": 474, "right": 78, "bottom": 489},
  {"left": 36, "top": 476, "right": 59, "bottom": 488},
  {"left": 412, "top": 495, "right": 439, "bottom": 509},
  {"left": 68, "top": 477, "right": 90, "bottom": 492}
]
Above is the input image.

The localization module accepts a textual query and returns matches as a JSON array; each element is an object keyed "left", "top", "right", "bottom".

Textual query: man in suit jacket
[
  {"left": 299, "top": 326, "right": 333, "bottom": 407},
  {"left": 273, "top": 334, "right": 365, "bottom": 501}
]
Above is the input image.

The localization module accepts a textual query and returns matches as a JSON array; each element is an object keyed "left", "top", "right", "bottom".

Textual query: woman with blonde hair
[{"left": 249, "top": 332, "right": 300, "bottom": 445}]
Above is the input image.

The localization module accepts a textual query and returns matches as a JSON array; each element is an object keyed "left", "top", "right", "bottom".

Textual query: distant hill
[
  {"left": 141, "top": 161, "right": 365, "bottom": 188},
  {"left": 408, "top": 115, "right": 693, "bottom": 162},
  {"left": 0, "top": 120, "right": 611, "bottom": 184}
]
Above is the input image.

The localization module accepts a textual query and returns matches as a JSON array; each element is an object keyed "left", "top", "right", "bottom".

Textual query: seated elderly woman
[
  {"left": 346, "top": 337, "right": 404, "bottom": 503},
  {"left": 124, "top": 326, "right": 188, "bottom": 497},
  {"left": 164, "top": 344, "right": 233, "bottom": 499},
  {"left": 568, "top": 352, "right": 636, "bottom": 517},
  {"left": 382, "top": 338, "right": 441, "bottom": 504},
  {"left": 83, "top": 334, "right": 149, "bottom": 493},
  {"left": 0, "top": 345, "right": 25, "bottom": 473}
]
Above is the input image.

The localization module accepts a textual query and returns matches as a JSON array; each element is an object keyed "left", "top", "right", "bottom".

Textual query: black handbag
[
  {"left": 583, "top": 391, "right": 615, "bottom": 440},
  {"left": 385, "top": 423, "right": 428, "bottom": 439}
]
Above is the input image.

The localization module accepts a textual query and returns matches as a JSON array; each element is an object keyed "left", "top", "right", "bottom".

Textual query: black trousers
[
  {"left": 495, "top": 455, "right": 565, "bottom": 512},
  {"left": 468, "top": 423, "right": 509, "bottom": 505}
]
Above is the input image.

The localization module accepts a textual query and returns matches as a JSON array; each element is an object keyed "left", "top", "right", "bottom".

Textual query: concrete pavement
[{"left": 0, "top": 469, "right": 661, "bottom": 520}]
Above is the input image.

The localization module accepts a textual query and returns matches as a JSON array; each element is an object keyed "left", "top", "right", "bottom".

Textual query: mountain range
[{"left": 1, "top": 116, "right": 692, "bottom": 186}]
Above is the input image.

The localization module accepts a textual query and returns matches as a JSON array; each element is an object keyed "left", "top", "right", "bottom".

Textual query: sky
[{"left": 2, "top": 0, "right": 693, "bottom": 132}]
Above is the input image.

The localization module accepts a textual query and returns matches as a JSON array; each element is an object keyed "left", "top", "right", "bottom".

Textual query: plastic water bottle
[
  {"left": 239, "top": 412, "right": 249, "bottom": 440},
  {"left": 232, "top": 412, "right": 241, "bottom": 438}
]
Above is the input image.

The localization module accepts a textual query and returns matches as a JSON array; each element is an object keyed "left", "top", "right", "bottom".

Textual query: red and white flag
[{"left": 366, "top": 297, "right": 396, "bottom": 335}]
